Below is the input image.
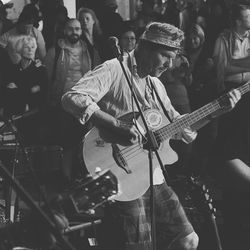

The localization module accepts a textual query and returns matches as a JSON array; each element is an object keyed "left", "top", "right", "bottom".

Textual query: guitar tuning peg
[
  {"left": 204, "top": 193, "right": 210, "bottom": 200},
  {"left": 108, "top": 199, "right": 116, "bottom": 204},
  {"left": 95, "top": 167, "right": 102, "bottom": 174},
  {"left": 88, "top": 209, "right": 96, "bottom": 215},
  {"left": 208, "top": 203, "right": 213, "bottom": 210}
]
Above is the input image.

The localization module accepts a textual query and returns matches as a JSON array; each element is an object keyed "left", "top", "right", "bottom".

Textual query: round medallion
[{"left": 145, "top": 110, "right": 162, "bottom": 129}]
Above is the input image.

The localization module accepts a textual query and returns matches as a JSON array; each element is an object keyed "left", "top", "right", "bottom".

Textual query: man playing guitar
[{"left": 62, "top": 22, "right": 241, "bottom": 250}]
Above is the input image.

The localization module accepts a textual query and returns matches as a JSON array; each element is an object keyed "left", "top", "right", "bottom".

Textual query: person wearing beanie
[{"left": 62, "top": 22, "right": 241, "bottom": 250}]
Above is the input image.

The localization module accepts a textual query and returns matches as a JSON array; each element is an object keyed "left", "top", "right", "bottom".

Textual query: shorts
[{"left": 98, "top": 181, "right": 194, "bottom": 250}]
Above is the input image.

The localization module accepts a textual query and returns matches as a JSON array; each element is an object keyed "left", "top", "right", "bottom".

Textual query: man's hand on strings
[
  {"left": 91, "top": 110, "right": 142, "bottom": 146},
  {"left": 115, "top": 120, "right": 142, "bottom": 145},
  {"left": 212, "top": 89, "right": 241, "bottom": 118}
]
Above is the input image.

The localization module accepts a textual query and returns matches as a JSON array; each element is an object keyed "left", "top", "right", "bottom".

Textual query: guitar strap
[{"left": 148, "top": 77, "right": 173, "bottom": 123}]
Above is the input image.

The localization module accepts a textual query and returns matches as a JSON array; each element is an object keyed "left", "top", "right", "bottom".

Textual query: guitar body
[{"left": 83, "top": 110, "right": 178, "bottom": 201}]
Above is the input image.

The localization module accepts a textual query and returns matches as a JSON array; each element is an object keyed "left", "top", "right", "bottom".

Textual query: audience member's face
[
  {"left": 138, "top": 46, "right": 177, "bottom": 77},
  {"left": 135, "top": 0, "right": 143, "bottom": 12},
  {"left": 120, "top": 31, "right": 136, "bottom": 52},
  {"left": 239, "top": 8, "right": 250, "bottom": 30},
  {"left": 80, "top": 12, "right": 95, "bottom": 31},
  {"left": 21, "top": 41, "right": 37, "bottom": 60},
  {"left": 188, "top": 33, "right": 201, "bottom": 50},
  {"left": 196, "top": 16, "right": 206, "bottom": 30},
  {"left": 64, "top": 20, "right": 82, "bottom": 44},
  {"left": 176, "top": 0, "right": 186, "bottom": 11}
]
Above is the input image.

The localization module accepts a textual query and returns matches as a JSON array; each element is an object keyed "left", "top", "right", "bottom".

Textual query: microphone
[
  {"left": 11, "top": 109, "right": 39, "bottom": 122},
  {"left": 108, "top": 36, "right": 123, "bottom": 60},
  {"left": 0, "top": 109, "right": 39, "bottom": 133}
]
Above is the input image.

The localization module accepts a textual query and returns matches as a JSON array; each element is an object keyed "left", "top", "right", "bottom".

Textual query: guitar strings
[
  {"left": 117, "top": 105, "right": 217, "bottom": 160},
  {"left": 112, "top": 83, "right": 250, "bottom": 163},
  {"left": 123, "top": 147, "right": 144, "bottom": 161},
  {"left": 119, "top": 144, "right": 140, "bottom": 154}
]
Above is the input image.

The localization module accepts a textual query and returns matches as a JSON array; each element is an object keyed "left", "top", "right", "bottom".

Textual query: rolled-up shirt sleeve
[
  {"left": 62, "top": 61, "right": 115, "bottom": 124},
  {"left": 62, "top": 92, "right": 100, "bottom": 124}
]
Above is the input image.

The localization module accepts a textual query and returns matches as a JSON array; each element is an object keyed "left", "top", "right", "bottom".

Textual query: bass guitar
[{"left": 83, "top": 82, "right": 250, "bottom": 201}]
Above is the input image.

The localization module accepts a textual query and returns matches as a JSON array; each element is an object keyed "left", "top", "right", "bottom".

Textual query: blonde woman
[
  {"left": 77, "top": 7, "right": 109, "bottom": 68},
  {"left": 3, "top": 35, "right": 47, "bottom": 116},
  {"left": 2, "top": 35, "right": 48, "bottom": 144}
]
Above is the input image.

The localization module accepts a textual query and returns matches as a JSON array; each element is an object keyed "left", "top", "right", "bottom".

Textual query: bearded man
[{"left": 44, "top": 18, "right": 91, "bottom": 182}]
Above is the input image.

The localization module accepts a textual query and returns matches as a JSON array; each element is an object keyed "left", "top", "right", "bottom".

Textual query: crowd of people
[{"left": 0, "top": 0, "right": 249, "bottom": 249}]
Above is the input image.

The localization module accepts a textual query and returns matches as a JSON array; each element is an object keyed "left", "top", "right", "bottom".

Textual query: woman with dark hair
[
  {"left": 185, "top": 24, "right": 218, "bottom": 175},
  {"left": 185, "top": 23, "right": 218, "bottom": 109},
  {"left": 204, "top": 0, "right": 230, "bottom": 60},
  {"left": 52, "top": 5, "right": 69, "bottom": 47},
  {"left": 77, "top": 7, "right": 109, "bottom": 68}
]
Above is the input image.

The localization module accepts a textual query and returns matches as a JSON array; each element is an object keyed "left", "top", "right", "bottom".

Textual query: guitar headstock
[{"left": 65, "top": 169, "right": 118, "bottom": 215}]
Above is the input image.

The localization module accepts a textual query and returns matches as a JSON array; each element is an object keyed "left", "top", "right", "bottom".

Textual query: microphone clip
[{"left": 108, "top": 36, "right": 123, "bottom": 61}]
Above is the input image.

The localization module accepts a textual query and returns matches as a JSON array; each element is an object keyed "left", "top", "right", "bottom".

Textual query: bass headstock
[
  {"left": 63, "top": 169, "right": 118, "bottom": 215},
  {"left": 188, "top": 176, "right": 216, "bottom": 217}
]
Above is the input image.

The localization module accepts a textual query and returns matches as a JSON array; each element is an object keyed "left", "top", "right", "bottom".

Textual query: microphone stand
[
  {"left": 0, "top": 160, "right": 75, "bottom": 250},
  {"left": 0, "top": 114, "right": 75, "bottom": 249},
  {"left": 112, "top": 45, "right": 168, "bottom": 250}
]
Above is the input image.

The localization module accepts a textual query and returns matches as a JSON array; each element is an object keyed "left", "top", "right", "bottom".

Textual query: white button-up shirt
[{"left": 62, "top": 51, "right": 196, "bottom": 184}]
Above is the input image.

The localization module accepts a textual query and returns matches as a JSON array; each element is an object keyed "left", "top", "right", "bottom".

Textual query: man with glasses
[{"left": 119, "top": 25, "right": 137, "bottom": 53}]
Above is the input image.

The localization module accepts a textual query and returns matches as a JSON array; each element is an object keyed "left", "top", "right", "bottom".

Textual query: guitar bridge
[{"left": 111, "top": 144, "right": 132, "bottom": 174}]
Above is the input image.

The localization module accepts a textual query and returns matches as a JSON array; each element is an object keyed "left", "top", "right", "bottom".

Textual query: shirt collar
[
  {"left": 234, "top": 30, "right": 250, "bottom": 41},
  {"left": 127, "top": 50, "right": 138, "bottom": 77}
]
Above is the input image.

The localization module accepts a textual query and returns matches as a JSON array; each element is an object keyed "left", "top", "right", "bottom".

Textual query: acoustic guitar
[{"left": 83, "top": 82, "right": 250, "bottom": 201}]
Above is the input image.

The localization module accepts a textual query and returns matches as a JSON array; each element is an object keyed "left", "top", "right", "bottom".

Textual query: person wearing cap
[
  {"left": 62, "top": 22, "right": 241, "bottom": 250},
  {"left": 0, "top": 3, "right": 46, "bottom": 64}
]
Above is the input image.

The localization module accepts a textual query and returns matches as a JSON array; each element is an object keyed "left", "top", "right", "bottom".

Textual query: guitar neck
[{"left": 157, "top": 81, "right": 250, "bottom": 141}]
